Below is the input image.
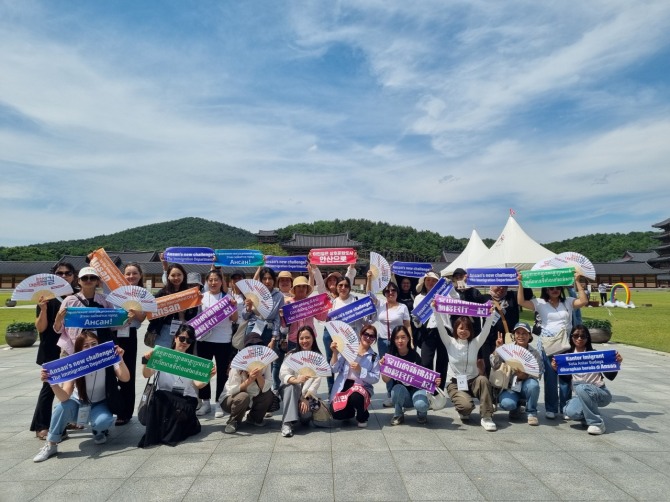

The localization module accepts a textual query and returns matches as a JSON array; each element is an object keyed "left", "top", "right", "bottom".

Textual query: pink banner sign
[
  {"left": 434, "top": 295, "right": 492, "bottom": 317},
  {"left": 308, "top": 248, "right": 357, "bottom": 266},
  {"left": 282, "top": 293, "right": 332, "bottom": 324},
  {"left": 381, "top": 354, "right": 439, "bottom": 393}
]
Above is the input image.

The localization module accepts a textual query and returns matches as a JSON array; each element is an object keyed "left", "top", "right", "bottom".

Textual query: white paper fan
[
  {"left": 236, "top": 279, "right": 274, "bottom": 318},
  {"left": 495, "top": 344, "right": 540, "bottom": 377},
  {"left": 369, "top": 251, "right": 392, "bottom": 293},
  {"left": 231, "top": 345, "right": 278, "bottom": 372},
  {"left": 11, "top": 274, "right": 74, "bottom": 302},
  {"left": 531, "top": 256, "right": 568, "bottom": 271},
  {"left": 325, "top": 320, "right": 360, "bottom": 363},
  {"left": 284, "top": 351, "right": 332, "bottom": 377},
  {"left": 556, "top": 252, "right": 596, "bottom": 280},
  {"left": 106, "top": 285, "right": 158, "bottom": 313}
]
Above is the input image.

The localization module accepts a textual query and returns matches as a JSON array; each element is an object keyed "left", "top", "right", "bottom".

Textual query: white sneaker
[
  {"left": 214, "top": 410, "right": 225, "bottom": 419},
  {"left": 196, "top": 402, "right": 211, "bottom": 416},
  {"left": 93, "top": 432, "right": 107, "bottom": 445},
  {"left": 545, "top": 411, "right": 556, "bottom": 419},
  {"left": 382, "top": 398, "right": 393, "bottom": 408},
  {"left": 587, "top": 424, "right": 606, "bottom": 435},
  {"left": 33, "top": 443, "right": 57, "bottom": 462},
  {"left": 357, "top": 421, "right": 368, "bottom": 428},
  {"left": 481, "top": 417, "right": 497, "bottom": 432},
  {"left": 281, "top": 424, "right": 293, "bottom": 438}
]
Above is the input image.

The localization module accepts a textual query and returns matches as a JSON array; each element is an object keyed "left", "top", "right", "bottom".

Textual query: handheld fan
[
  {"left": 325, "top": 320, "right": 360, "bottom": 363},
  {"left": 231, "top": 345, "right": 278, "bottom": 372},
  {"left": 284, "top": 351, "right": 332, "bottom": 377},
  {"left": 12, "top": 274, "right": 74, "bottom": 302},
  {"left": 236, "top": 279, "right": 274, "bottom": 318},
  {"left": 495, "top": 344, "right": 540, "bottom": 377},
  {"left": 107, "top": 285, "right": 158, "bottom": 313},
  {"left": 369, "top": 251, "right": 391, "bottom": 293}
]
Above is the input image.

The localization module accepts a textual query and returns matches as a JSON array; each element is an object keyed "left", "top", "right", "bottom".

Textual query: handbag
[
  {"left": 428, "top": 387, "right": 448, "bottom": 411},
  {"left": 310, "top": 397, "right": 333, "bottom": 423},
  {"left": 137, "top": 372, "right": 159, "bottom": 426},
  {"left": 144, "top": 329, "right": 158, "bottom": 348},
  {"left": 489, "top": 362, "right": 514, "bottom": 389},
  {"left": 492, "top": 300, "right": 514, "bottom": 344},
  {"left": 541, "top": 327, "right": 570, "bottom": 356}
]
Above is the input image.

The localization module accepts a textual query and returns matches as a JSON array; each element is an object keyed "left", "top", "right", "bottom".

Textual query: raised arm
[{"left": 517, "top": 274, "right": 535, "bottom": 311}]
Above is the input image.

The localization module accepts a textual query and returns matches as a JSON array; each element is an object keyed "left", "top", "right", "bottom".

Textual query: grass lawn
[{"left": 519, "top": 289, "right": 670, "bottom": 353}]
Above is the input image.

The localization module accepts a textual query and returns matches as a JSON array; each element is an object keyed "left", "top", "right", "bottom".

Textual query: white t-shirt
[
  {"left": 374, "top": 299, "right": 409, "bottom": 340},
  {"left": 156, "top": 371, "right": 199, "bottom": 398},
  {"left": 72, "top": 365, "right": 119, "bottom": 403},
  {"left": 199, "top": 291, "right": 234, "bottom": 343},
  {"left": 531, "top": 297, "right": 576, "bottom": 336}
]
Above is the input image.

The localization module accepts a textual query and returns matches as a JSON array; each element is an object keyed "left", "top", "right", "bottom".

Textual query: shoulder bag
[{"left": 137, "top": 372, "right": 159, "bottom": 426}]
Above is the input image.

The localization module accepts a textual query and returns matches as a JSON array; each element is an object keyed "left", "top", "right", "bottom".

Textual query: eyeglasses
[
  {"left": 384, "top": 289, "right": 398, "bottom": 295},
  {"left": 362, "top": 332, "right": 377, "bottom": 339},
  {"left": 177, "top": 335, "right": 194, "bottom": 344},
  {"left": 55, "top": 271, "right": 73, "bottom": 277},
  {"left": 80, "top": 276, "right": 98, "bottom": 282},
  {"left": 572, "top": 334, "right": 587, "bottom": 340},
  {"left": 337, "top": 284, "right": 350, "bottom": 289}
]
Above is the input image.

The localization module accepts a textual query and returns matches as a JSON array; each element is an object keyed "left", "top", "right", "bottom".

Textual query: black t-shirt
[{"left": 35, "top": 297, "right": 63, "bottom": 365}]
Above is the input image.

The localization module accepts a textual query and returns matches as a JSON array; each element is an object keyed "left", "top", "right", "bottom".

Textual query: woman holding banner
[
  {"left": 284, "top": 276, "right": 327, "bottom": 352},
  {"left": 413, "top": 271, "right": 449, "bottom": 392},
  {"left": 278, "top": 326, "right": 323, "bottom": 437},
  {"left": 53, "top": 267, "right": 118, "bottom": 356},
  {"left": 114, "top": 263, "right": 148, "bottom": 426},
  {"left": 435, "top": 311, "right": 497, "bottom": 431},
  {"left": 381, "top": 325, "right": 440, "bottom": 425},
  {"left": 148, "top": 263, "right": 199, "bottom": 349},
  {"left": 329, "top": 324, "right": 380, "bottom": 427},
  {"left": 551, "top": 325, "right": 622, "bottom": 435},
  {"left": 33, "top": 331, "right": 130, "bottom": 462},
  {"left": 138, "top": 325, "right": 214, "bottom": 447},
  {"left": 517, "top": 273, "right": 589, "bottom": 419},
  {"left": 195, "top": 270, "right": 239, "bottom": 417},
  {"left": 31, "top": 262, "right": 79, "bottom": 440}
]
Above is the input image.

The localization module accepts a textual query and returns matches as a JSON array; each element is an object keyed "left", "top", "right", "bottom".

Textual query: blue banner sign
[
  {"left": 391, "top": 262, "right": 433, "bottom": 278},
  {"left": 64, "top": 307, "right": 129, "bottom": 328},
  {"left": 43, "top": 341, "right": 121, "bottom": 384},
  {"left": 554, "top": 350, "right": 620, "bottom": 375},
  {"left": 466, "top": 268, "right": 519, "bottom": 287},
  {"left": 214, "top": 249, "right": 264, "bottom": 267},
  {"left": 264, "top": 255, "right": 308, "bottom": 272},
  {"left": 164, "top": 247, "right": 215, "bottom": 265},
  {"left": 328, "top": 296, "right": 376, "bottom": 324},
  {"left": 411, "top": 278, "right": 452, "bottom": 324}
]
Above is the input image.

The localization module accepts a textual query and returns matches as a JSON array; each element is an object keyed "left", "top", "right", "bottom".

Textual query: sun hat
[
  {"left": 78, "top": 267, "right": 99, "bottom": 279},
  {"left": 290, "top": 276, "right": 313, "bottom": 296},
  {"left": 416, "top": 271, "right": 440, "bottom": 293}
]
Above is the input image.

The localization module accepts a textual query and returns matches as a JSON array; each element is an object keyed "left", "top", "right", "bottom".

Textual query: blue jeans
[
  {"left": 47, "top": 398, "right": 114, "bottom": 443},
  {"left": 499, "top": 378, "right": 540, "bottom": 416},
  {"left": 391, "top": 384, "right": 429, "bottom": 418},
  {"left": 542, "top": 351, "right": 571, "bottom": 414},
  {"left": 377, "top": 337, "right": 393, "bottom": 396},
  {"left": 564, "top": 383, "right": 612, "bottom": 426}
]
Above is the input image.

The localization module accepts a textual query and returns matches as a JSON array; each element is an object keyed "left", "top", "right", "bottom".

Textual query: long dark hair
[
  {"left": 290, "top": 326, "right": 321, "bottom": 354},
  {"left": 568, "top": 324, "right": 594, "bottom": 352},
  {"left": 540, "top": 287, "right": 566, "bottom": 302},
  {"left": 52, "top": 262, "right": 79, "bottom": 292},
  {"left": 123, "top": 262, "right": 144, "bottom": 288},
  {"left": 173, "top": 324, "right": 196, "bottom": 355},
  {"left": 73, "top": 330, "right": 98, "bottom": 404},
  {"left": 204, "top": 269, "right": 226, "bottom": 294},
  {"left": 389, "top": 325, "right": 416, "bottom": 355},
  {"left": 164, "top": 264, "right": 188, "bottom": 294},
  {"left": 258, "top": 267, "right": 277, "bottom": 289}
]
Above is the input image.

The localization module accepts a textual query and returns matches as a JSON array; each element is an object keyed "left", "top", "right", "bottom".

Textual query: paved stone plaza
[{"left": 1, "top": 331, "right": 669, "bottom": 501}]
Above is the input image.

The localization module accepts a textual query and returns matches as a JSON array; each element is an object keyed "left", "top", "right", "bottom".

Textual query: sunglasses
[
  {"left": 55, "top": 271, "right": 73, "bottom": 277},
  {"left": 384, "top": 289, "right": 398, "bottom": 295},
  {"left": 362, "top": 332, "right": 377, "bottom": 339},
  {"left": 177, "top": 335, "right": 194, "bottom": 344},
  {"left": 80, "top": 276, "right": 98, "bottom": 282},
  {"left": 572, "top": 334, "right": 587, "bottom": 340}
]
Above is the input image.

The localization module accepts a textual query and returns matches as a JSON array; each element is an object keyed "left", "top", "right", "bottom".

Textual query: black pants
[
  {"left": 330, "top": 379, "right": 370, "bottom": 423},
  {"left": 195, "top": 341, "right": 234, "bottom": 401},
  {"left": 420, "top": 328, "right": 448, "bottom": 390},
  {"left": 30, "top": 381, "right": 55, "bottom": 431},
  {"left": 600, "top": 293, "right": 607, "bottom": 305},
  {"left": 114, "top": 328, "right": 138, "bottom": 420}
]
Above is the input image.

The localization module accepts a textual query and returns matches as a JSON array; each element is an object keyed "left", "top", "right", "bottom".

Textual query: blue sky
[{"left": 1, "top": 0, "right": 669, "bottom": 247}]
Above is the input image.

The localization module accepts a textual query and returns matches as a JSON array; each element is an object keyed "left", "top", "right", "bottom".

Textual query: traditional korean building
[{"left": 647, "top": 217, "right": 670, "bottom": 286}]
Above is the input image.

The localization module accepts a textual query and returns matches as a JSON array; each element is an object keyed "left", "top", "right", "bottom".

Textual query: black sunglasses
[
  {"left": 572, "top": 334, "right": 587, "bottom": 340},
  {"left": 55, "top": 271, "right": 73, "bottom": 277},
  {"left": 384, "top": 289, "right": 398, "bottom": 295},
  {"left": 362, "top": 332, "right": 377, "bottom": 339},
  {"left": 177, "top": 335, "right": 194, "bottom": 344},
  {"left": 80, "top": 275, "right": 98, "bottom": 282}
]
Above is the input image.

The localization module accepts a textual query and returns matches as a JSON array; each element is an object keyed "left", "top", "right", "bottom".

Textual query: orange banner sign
[
  {"left": 146, "top": 287, "right": 203, "bottom": 320},
  {"left": 87, "top": 248, "right": 129, "bottom": 291}
]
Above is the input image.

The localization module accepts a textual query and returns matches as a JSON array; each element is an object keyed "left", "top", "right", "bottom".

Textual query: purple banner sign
[
  {"left": 282, "top": 294, "right": 332, "bottom": 324},
  {"left": 328, "top": 296, "right": 376, "bottom": 324},
  {"left": 434, "top": 296, "right": 492, "bottom": 317},
  {"left": 381, "top": 354, "right": 439, "bottom": 393},
  {"left": 466, "top": 268, "right": 518, "bottom": 287},
  {"left": 43, "top": 341, "right": 121, "bottom": 384},
  {"left": 391, "top": 262, "right": 433, "bottom": 278},
  {"left": 187, "top": 295, "right": 237, "bottom": 340},
  {"left": 411, "top": 278, "right": 452, "bottom": 324},
  {"left": 264, "top": 255, "right": 308, "bottom": 272}
]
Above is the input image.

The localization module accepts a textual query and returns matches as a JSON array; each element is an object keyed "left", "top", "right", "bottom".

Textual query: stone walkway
[{"left": 1, "top": 335, "right": 669, "bottom": 501}]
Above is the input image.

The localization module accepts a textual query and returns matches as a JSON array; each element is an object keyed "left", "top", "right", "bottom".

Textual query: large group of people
[{"left": 30, "top": 257, "right": 623, "bottom": 463}]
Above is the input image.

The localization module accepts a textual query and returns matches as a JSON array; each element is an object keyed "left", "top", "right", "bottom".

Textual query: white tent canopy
[
  {"left": 471, "top": 216, "right": 555, "bottom": 270},
  {"left": 441, "top": 229, "right": 489, "bottom": 276}
]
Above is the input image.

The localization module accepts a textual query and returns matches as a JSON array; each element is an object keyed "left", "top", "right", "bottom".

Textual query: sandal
[
  {"left": 35, "top": 429, "right": 48, "bottom": 440},
  {"left": 115, "top": 418, "right": 130, "bottom": 426}
]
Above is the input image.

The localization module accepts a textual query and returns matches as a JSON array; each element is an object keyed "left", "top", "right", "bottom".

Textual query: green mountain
[
  {"left": 544, "top": 232, "right": 657, "bottom": 263},
  {"left": 0, "top": 217, "right": 256, "bottom": 261}
]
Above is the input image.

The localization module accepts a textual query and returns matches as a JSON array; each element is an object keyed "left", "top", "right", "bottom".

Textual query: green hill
[
  {"left": 543, "top": 232, "right": 657, "bottom": 263},
  {"left": 0, "top": 217, "right": 256, "bottom": 261}
]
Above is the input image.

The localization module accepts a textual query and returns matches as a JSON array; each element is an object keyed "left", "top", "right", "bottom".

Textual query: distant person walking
[{"left": 598, "top": 282, "right": 608, "bottom": 306}]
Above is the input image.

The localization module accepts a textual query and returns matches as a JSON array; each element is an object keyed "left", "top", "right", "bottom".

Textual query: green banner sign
[
  {"left": 146, "top": 347, "right": 213, "bottom": 382},
  {"left": 521, "top": 267, "right": 575, "bottom": 288}
]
